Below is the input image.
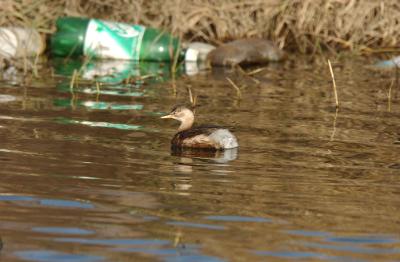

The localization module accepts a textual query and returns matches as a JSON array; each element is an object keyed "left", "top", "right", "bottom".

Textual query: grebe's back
[
  {"left": 161, "top": 106, "right": 238, "bottom": 150},
  {"left": 172, "top": 125, "right": 238, "bottom": 150}
]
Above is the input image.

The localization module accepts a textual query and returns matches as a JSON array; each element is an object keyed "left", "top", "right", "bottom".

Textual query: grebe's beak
[{"left": 160, "top": 114, "right": 174, "bottom": 119}]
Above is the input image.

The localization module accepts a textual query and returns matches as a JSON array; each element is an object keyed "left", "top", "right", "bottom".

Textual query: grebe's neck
[{"left": 178, "top": 112, "right": 194, "bottom": 132}]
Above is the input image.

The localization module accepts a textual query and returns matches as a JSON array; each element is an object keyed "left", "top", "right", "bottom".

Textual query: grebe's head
[{"left": 161, "top": 106, "right": 194, "bottom": 131}]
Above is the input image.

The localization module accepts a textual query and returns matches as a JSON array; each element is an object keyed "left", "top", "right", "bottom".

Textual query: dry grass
[
  {"left": 2, "top": 0, "right": 400, "bottom": 53},
  {"left": 327, "top": 59, "right": 339, "bottom": 108}
]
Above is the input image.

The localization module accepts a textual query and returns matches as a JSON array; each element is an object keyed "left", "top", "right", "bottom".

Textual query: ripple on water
[
  {"left": 326, "top": 235, "right": 399, "bottom": 244},
  {"left": 32, "top": 227, "right": 94, "bottom": 235},
  {"left": 15, "top": 250, "right": 103, "bottom": 262},
  {"left": 283, "top": 229, "right": 400, "bottom": 258},
  {"left": 53, "top": 98, "right": 143, "bottom": 110},
  {"left": 54, "top": 117, "right": 142, "bottom": 130},
  {"left": 166, "top": 221, "right": 226, "bottom": 230},
  {"left": 115, "top": 243, "right": 225, "bottom": 262},
  {"left": 301, "top": 242, "right": 400, "bottom": 255},
  {"left": 205, "top": 215, "right": 272, "bottom": 223},
  {"left": 0, "top": 194, "right": 93, "bottom": 209},
  {"left": 54, "top": 238, "right": 170, "bottom": 246},
  {"left": 253, "top": 250, "right": 333, "bottom": 260}
]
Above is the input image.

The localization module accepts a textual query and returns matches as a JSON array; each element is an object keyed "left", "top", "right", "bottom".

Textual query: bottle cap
[{"left": 185, "top": 48, "right": 200, "bottom": 62}]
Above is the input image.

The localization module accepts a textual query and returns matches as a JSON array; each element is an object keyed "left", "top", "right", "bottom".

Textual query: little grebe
[{"left": 161, "top": 106, "right": 238, "bottom": 150}]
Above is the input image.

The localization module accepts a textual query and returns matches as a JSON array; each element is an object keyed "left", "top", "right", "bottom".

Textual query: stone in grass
[{"left": 207, "top": 38, "right": 286, "bottom": 66}]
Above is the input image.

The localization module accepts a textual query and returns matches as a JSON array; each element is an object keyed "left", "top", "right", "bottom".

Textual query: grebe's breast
[{"left": 171, "top": 125, "right": 238, "bottom": 150}]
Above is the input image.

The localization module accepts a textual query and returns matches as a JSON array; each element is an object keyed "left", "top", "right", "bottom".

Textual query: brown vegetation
[
  {"left": 1, "top": 0, "right": 400, "bottom": 53},
  {"left": 0, "top": 0, "right": 400, "bottom": 52}
]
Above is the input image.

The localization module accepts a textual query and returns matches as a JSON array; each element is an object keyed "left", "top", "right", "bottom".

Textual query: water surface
[{"left": 0, "top": 57, "right": 399, "bottom": 261}]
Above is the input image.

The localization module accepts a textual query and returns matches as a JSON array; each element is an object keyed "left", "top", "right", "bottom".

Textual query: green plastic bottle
[{"left": 51, "top": 17, "right": 185, "bottom": 61}]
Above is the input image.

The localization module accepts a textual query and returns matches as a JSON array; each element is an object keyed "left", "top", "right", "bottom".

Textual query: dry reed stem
[
  {"left": 32, "top": 53, "right": 40, "bottom": 78},
  {"left": 170, "top": 74, "right": 177, "bottom": 96},
  {"left": 387, "top": 77, "right": 395, "bottom": 112},
  {"left": 226, "top": 77, "right": 242, "bottom": 99},
  {"left": 246, "top": 67, "right": 268, "bottom": 76},
  {"left": 187, "top": 85, "right": 196, "bottom": 106},
  {"left": 69, "top": 69, "right": 78, "bottom": 109},
  {"left": 171, "top": 33, "right": 183, "bottom": 75},
  {"left": 173, "top": 230, "right": 183, "bottom": 248},
  {"left": 95, "top": 81, "right": 100, "bottom": 101},
  {"left": 235, "top": 65, "right": 260, "bottom": 85},
  {"left": 327, "top": 59, "right": 339, "bottom": 108},
  {"left": 138, "top": 74, "right": 155, "bottom": 81},
  {"left": 330, "top": 108, "right": 339, "bottom": 141},
  {"left": 70, "top": 69, "right": 77, "bottom": 91}
]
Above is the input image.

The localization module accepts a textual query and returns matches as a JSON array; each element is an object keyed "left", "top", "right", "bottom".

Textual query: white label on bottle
[{"left": 84, "top": 19, "right": 145, "bottom": 60}]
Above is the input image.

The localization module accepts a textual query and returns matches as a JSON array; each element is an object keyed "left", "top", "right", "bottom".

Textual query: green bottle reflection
[
  {"left": 53, "top": 58, "right": 183, "bottom": 85},
  {"left": 53, "top": 58, "right": 184, "bottom": 110}
]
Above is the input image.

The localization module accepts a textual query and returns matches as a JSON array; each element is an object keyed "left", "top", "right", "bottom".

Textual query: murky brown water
[{"left": 0, "top": 56, "right": 399, "bottom": 261}]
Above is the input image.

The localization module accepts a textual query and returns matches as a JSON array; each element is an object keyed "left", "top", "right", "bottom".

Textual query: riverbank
[{"left": 1, "top": 0, "right": 400, "bottom": 54}]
